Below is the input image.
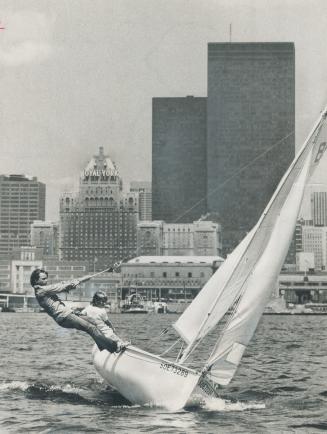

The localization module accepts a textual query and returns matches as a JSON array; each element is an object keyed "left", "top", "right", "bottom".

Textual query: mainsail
[{"left": 174, "top": 109, "right": 327, "bottom": 380}]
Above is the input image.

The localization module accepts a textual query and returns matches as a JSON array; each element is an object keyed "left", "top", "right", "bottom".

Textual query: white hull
[{"left": 92, "top": 345, "right": 200, "bottom": 410}]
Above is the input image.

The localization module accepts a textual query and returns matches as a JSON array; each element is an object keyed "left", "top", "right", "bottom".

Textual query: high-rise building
[
  {"left": 130, "top": 181, "right": 152, "bottom": 221},
  {"left": 0, "top": 175, "right": 46, "bottom": 257},
  {"left": 59, "top": 147, "right": 138, "bottom": 270},
  {"left": 31, "top": 220, "right": 59, "bottom": 257},
  {"left": 152, "top": 96, "right": 207, "bottom": 223},
  {"left": 311, "top": 191, "right": 327, "bottom": 226},
  {"left": 207, "top": 42, "right": 295, "bottom": 254}
]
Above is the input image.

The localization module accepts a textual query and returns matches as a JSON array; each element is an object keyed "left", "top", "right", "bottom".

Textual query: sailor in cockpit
[
  {"left": 31, "top": 269, "right": 126, "bottom": 353},
  {"left": 80, "top": 290, "right": 122, "bottom": 343}
]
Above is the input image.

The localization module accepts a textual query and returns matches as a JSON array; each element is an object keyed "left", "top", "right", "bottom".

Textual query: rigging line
[
  {"left": 158, "top": 338, "right": 182, "bottom": 357},
  {"left": 173, "top": 130, "right": 295, "bottom": 224},
  {"left": 175, "top": 341, "right": 184, "bottom": 361},
  {"left": 122, "top": 349, "right": 194, "bottom": 369}
]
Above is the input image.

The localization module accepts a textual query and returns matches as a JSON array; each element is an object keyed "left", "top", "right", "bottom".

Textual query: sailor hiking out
[{"left": 30, "top": 268, "right": 126, "bottom": 353}]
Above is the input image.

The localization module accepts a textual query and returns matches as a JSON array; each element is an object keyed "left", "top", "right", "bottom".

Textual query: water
[{"left": 1, "top": 313, "right": 327, "bottom": 433}]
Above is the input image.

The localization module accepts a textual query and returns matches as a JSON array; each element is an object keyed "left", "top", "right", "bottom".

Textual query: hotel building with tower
[{"left": 59, "top": 147, "right": 138, "bottom": 270}]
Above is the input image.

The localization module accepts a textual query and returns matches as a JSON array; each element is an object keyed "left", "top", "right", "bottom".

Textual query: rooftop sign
[{"left": 83, "top": 168, "right": 119, "bottom": 179}]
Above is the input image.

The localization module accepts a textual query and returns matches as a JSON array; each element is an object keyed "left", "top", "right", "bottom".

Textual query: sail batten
[{"left": 174, "top": 109, "right": 327, "bottom": 370}]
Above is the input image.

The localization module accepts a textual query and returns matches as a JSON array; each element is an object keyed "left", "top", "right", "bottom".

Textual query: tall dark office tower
[
  {"left": 152, "top": 96, "right": 207, "bottom": 223},
  {"left": 60, "top": 147, "right": 138, "bottom": 270},
  {"left": 207, "top": 43, "right": 295, "bottom": 254},
  {"left": 0, "top": 175, "right": 46, "bottom": 256}
]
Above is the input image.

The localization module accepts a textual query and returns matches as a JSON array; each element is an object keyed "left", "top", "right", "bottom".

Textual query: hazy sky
[{"left": 1, "top": 0, "right": 327, "bottom": 220}]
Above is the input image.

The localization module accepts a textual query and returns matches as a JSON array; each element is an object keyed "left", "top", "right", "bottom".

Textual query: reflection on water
[{"left": 0, "top": 313, "right": 327, "bottom": 433}]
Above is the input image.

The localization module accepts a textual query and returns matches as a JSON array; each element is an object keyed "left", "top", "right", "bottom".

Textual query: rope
[
  {"left": 158, "top": 338, "right": 181, "bottom": 357},
  {"left": 173, "top": 130, "right": 295, "bottom": 224}
]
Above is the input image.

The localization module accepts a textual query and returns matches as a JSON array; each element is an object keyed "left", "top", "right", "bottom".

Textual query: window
[
  {"left": 163, "top": 272, "right": 167, "bottom": 278},
  {"left": 188, "top": 272, "right": 192, "bottom": 278}
]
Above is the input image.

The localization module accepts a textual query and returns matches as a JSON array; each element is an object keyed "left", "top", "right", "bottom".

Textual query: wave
[
  {"left": 290, "top": 422, "right": 327, "bottom": 431},
  {"left": 203, "top": 396, "right": 265, "bottom": 412},
  {"left": 0, "top": 381, "right": 30, "bottom": 392}
]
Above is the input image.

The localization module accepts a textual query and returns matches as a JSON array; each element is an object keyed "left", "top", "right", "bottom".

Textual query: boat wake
[
  {"left": 0, "top": 380, "right": 131, "bottom": 406},
  {"left": 1, "top": 381, "right": 265, "bottom": 412},
  {"left": 186, "top": 393, "right": 265, "bottom": 412},
  {"left": 202, "top": 396, "right": 265, "bottom": 412}
]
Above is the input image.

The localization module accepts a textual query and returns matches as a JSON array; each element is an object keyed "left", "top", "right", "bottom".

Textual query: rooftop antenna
[{"left": 229, "top": 23, "right": 232, "bottom": 43}]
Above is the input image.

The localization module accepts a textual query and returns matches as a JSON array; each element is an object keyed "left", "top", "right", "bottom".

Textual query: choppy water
[{"left": 0, "top": 313, "right": 327, "bottom": 433}]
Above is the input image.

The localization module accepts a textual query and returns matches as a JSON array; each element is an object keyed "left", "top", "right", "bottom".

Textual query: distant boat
[
  {"left": 93, "top": 107, "right": 327, "bottom": 410},
  {"left": 120, "top": 293, "right": 149, "bottom": 314}
]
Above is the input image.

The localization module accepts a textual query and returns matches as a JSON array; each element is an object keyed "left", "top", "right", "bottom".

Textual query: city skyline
[{"left": 1, "top": 1, "right": 327, "bottom": 221}]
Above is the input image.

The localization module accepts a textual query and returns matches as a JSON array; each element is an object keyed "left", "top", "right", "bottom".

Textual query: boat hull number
[{"left": 160, "top": 362, "right": 189, "bottom": 377}]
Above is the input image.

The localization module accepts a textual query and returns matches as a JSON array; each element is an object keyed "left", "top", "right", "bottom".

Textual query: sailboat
[{"left": 93, "top": 108, "right": 327, "bottom": 410}]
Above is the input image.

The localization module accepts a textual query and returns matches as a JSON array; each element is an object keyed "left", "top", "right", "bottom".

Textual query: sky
[{"left": 1, "top": 0, "right": 327, "bottom": 220}]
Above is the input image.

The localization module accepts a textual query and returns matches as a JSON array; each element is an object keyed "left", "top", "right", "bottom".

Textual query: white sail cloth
[
  {"left": 174, "top": 111, "right": 327, "bottom": 372},
  {"left": 206, "top": 149, "right": 312, "bottom": 385}
]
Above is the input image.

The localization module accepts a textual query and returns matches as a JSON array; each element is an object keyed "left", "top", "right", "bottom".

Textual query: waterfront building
[
  {"left": 296, "top": 252, "right": 315, "bottom": 272},
  {"left": 130, "top": 181, "right": 152, "bottom": 221},
  {"left": 137, "top": 220, "right": 222, "bottom": 256},
  {"left": 0, "top": 293, "right": 41, "bottom": 311},
  {"left": 162, "top": 222, "right": 194, "bottom": 256},
  {"left": 0, "top": 259, "right": 11, "bottom": 293},
  {"left": 152, "top": 96, "right": 207, "bottom": 223},
  {"left": 278, "top": 270, "right": 327, "bottom": 305},
  {"left": 207, "top": 43, "right": 295, "bottom": 254},
  {"left": 285, "top": 219, "right": 312, "bottom": 265},
  {"left": 121, "top": 255, "right": 223, "bottom": 302},
  {"left": 59, "top": 147, "right": 138, "bottom": 270},
  {"left": 301, "top": 226, "right": 327, "bottom": 270},
  {"left": 193, "top": 220, "right": 222, "bottom": 256},
  {"left": 31, "top": 220, "right": 59, "bottom": 257},
  {"left": 80, "top": 273, "right": 122, "bottom": 309},
  {"left": 0, "top": 253, "right": 90, "bottom": 308},
  {"left": 311, "top": 191, "right": 327, "bottom": 226},
  {"left": 0, "top": 175, "right": 46, "bottom": 256},
  {"left": 136, "top": 220, "right": 163, "bottom": 256},
  {"left": 10, "top": 246, "right": 42, "bottom": 294},
  {"left": 9, "top": 245, "right": 89, "bottom": 296}
]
